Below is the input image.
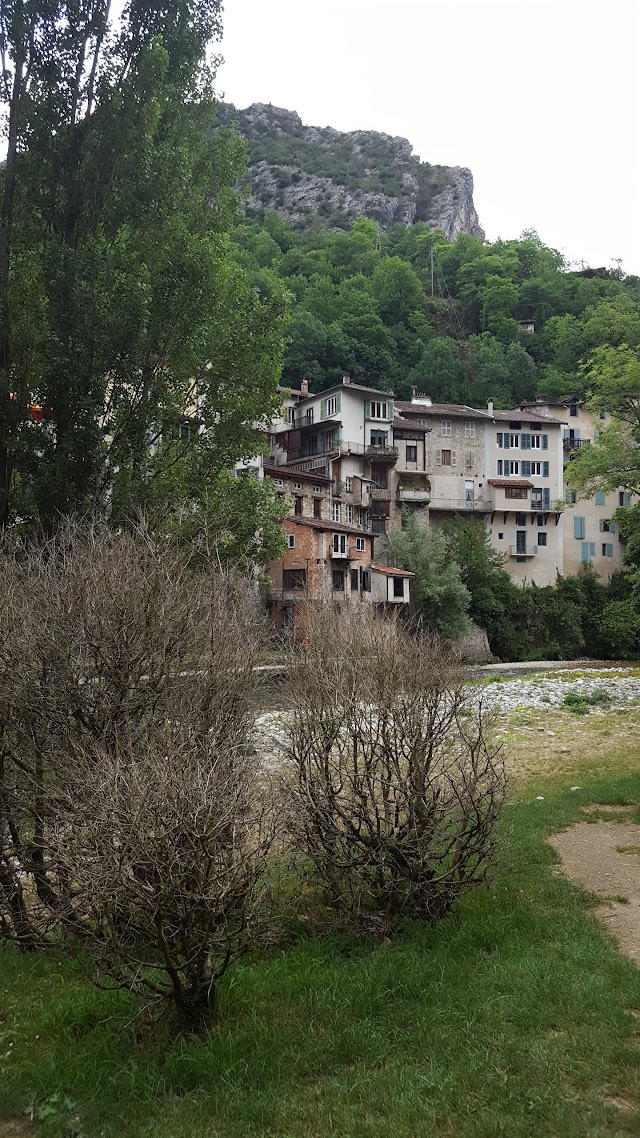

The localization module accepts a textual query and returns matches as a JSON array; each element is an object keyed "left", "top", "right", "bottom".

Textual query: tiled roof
[
  {"left": 287, "top": 517, "right": 374, "bottom": 538},
  {"left": 370, "top": 562, "right": 415, "bottom": 578},
  {"left": 264, "top": 464, "right": 330, "bottom": 485},
  {"left": 296, "top": 381, "right": 394, "bottom": 404},
  {"left": 395, "top": 402, "right": 491, "bottom": 419},
  {"left": 487, "top": 479, "right": 533, "bottom": 489},
  {"left": 491, "top": 409, "right": 565, "bottom": 424}
]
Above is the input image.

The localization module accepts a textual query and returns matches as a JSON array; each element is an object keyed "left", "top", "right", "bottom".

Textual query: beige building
[{"left": 518, "top": 397, "right": 630, "bottom": 583}]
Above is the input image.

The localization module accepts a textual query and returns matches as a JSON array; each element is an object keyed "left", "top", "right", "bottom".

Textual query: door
[
  {"left": 464, "top": 480, "right": 474, "bottom": 510},
  {"left": 516, "top": 530, "right": 527, "bottom": 554}
]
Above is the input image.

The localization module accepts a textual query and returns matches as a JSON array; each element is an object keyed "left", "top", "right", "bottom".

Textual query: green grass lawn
[{"left": 2, "top": 774, "right": 640, "bottom": 1137}]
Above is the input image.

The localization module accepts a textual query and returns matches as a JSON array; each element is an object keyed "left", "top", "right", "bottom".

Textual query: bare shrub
[
  {"left": 283, "top": 604, "right": 506, "bottom": 938},
  {"left": 0, "top": 521, "right": 274, "bottom": 1026}
]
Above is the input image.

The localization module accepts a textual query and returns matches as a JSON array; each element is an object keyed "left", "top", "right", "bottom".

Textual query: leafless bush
[
  {"left": 0, "top": 521, "right": 274, "bottom": 1026},
  {"left": 282, "top": 604, "right": 506, "bottom": 938}
]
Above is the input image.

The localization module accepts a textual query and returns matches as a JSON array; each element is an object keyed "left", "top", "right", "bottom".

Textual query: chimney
[
  {"left": 300, "top": 378, "right": 309, "bottom": 396},
  {"left": 411, "top": 393, "right": 432, "bottom": 406},
  {"left": 487, "top": 400, "right": 494, "bottom": 415},
  {"left": 342, "top": 373, "right": 351, "bottom": 385}
]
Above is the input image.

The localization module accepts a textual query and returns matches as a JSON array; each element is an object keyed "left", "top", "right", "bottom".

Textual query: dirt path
[{"left": 548, "top": 807, "right": 640, "bottom": 964}]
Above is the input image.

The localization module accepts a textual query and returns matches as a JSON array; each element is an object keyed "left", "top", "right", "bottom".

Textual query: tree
[
  {"left": 389, "top": 513, "right": 470, "bottom": 637},
  {"left": 567, "top": 345, "right": 640, "bottom": 497},
  {"left": 0, "top": 2, "right": 289, "bottom": 529}
]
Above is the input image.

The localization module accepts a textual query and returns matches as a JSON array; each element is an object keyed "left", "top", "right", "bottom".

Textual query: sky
[{"left": 217, "top": 0, "right": 640, "bottom": 274}]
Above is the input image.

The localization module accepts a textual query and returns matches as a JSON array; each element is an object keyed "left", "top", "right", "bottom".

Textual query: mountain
[{"left": 217, "top": 103, "right": 484, "bottom": 241}]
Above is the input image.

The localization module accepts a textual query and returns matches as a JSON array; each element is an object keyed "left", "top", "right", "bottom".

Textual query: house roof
[
  {"left": 492, "top": 409, "right": 565, "bottom": 424},
  {"left": 395, "top": 401, "right": 491, "bottom": 420},
  {"left": 488, "top": 478, "right": 533, "bottom": 489},
  {"left": 370, "top": 562, "right": 415, "bottom": 578},
  {"left": 286, "top": 517, "right": 375, "bottom": 539},
  {"left": 264, "top": 464, "right": 331, "bottom": 486},
  {"left": 296, "top": 381, "right": 394, "bottom": 405}
]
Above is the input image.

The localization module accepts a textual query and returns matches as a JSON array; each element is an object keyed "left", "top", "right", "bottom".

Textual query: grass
[{"left": 2, "top": 769, "right": 640, "bottom": 1137}]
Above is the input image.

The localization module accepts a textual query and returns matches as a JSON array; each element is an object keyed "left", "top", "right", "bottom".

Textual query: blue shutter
[
  {"left": 581, "top": 542, "right": 590, "bottom": 563},
  {"left": 320, "top": 399, "right": 326, "bottom": 421},
  {"left": 542, "top": 434, "right": 548, "bottom": 450},
  {"left": 606, "top": 544, "right": 613, "bottom": 557},
  {"left": 521, "top": 460, "right": 530, "bottom": 476},
  {"left": 574, "top": 516, "right": 585, "bottom": 540},
  {"left": 336, "top": 392, "right": 342, "bottom": 413},
  {"left": 521, "top": 433, "right": 531, "bottom": 450},
  {"left": 595, "top": 491, "right": 606, "bottom": 506},
  {"left": 543, "top": 489, "right": 550, "bottom": 509},
  {"left": 497, "top": 432, "right": 503, "bottom": 448},
  {"left": 589, "top": 542, "right": 596, "bottom": 557},
  {"left": 364, "top": 401, "right": 371, "bottom": 419},
  {"left": 599, "top": 519, "right": 605, "bottom": 532},
  {"left": 543, "top": 461, "right": 549, "bottom": 478},
  {"left": 610, "top": 523, "right": 616, "bottom": 534},
  {"left": 503, "top": 433, "right": 510, "bottom": 450}
]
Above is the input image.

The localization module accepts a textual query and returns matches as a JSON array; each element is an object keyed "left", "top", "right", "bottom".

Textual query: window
[
  {"left": 602, "top": 543, "right": 614, "bottom": 557},
  {"left": 361, "top": 568, "right": 371, "bottom": 592},
  {"left": 531, "top": 488, "right": 550, "bottom": 510},
  {"left": 441, "top": 449, "right": 452, "bottom": 466},
  {"left": 507, "top": 460, "right": 520, "bottom": 475},
  {"left": 538, "top": 532, "right": 547, "bottom": 547},
  {"left": 505, "top": 486, "right": 528, "bottom": 499},
  {"left": 332, "top": 533, "right": 347, "bottom": 556},
  {"left": 599, "top": 519, "right": 616, "bottom": 533},
  {"left": 345, "top": 504, "right": 354, "bottom": 524},
  {"left": 331, "top": 501, "right": 341, "bottom": 523},
  {"left": 370, "top": 430, "right": 388, "bottom": 447},
  {"left": 498, "top": 532, "right": 504, "bottom": 539},
  {"left": 287, "top": 407, "right": 295, "bottom": 424},
  {"left": 345, "top": 476, "right": 353, "bottom": 492},
  {"left": 441, "top": 420, "right": 452, "bottom": 436},
  {"left": 356, "top": 537, "right": 365, "bottom": 552},
  {"left": 313, "top": 497, "right": 321, "bottom": 518},
  {"left": 406, "top": 444, "right": 417, "bottom": 462},
  {"left": 294, "top": 496, "right": 303, "bottom": 516},
  {"left": 287, "top": 534, "right": 295, "bottom": 548},
  {"left": 497, "top": 460, "right": 503, "bottom": 476},
  {"left": 369, "top": 401, "right": 389, "bottom": 420},
  {"left": 393, "top": 577, "right": 405, "bottom": 598},
  {"left": 465, "top": 451, "right": 474, "bottom": 469},
  {"left": 570, "top": 404, "right": 579, "bottom": 417},
  {"left": 574, "top": 516, "right": 586, "bottom": 540},
  {"left": 581, "top": 542, "right": 596, "bottom": 564},
  {"left": 294, "top": 482, "right": 303, "bottom": 490},
  {"left": 464, "top": 421, "right": 475, "bottom": 437},
  {"left": 350, "top": 568, "right": 359, "bottom": 592},
  {"left": 515, "top": 512, "right": 527, "bottom": 526},
  {"left": 566, "top": 490, "right": 577, "bottom": 505},
  {"left": 178, "top": 420, "right": 192, "bottom": 441},
  {"left": 619, "top": 492, "right": 632, "bottom": 507},
  {"left": 537, "top": 514, "right": 545, "bottom": 527},
  {"left": 371, "top": 467, "right": 387, "bottom": 489},
  {"left": 283, "top": 569, "right": 306, "bottom": 590},
  {"left": 323, "top": 395, "right": 338, "bottom": 417},
  {"left": 332, "top": 569, "right": 345, "bottom": 592}
]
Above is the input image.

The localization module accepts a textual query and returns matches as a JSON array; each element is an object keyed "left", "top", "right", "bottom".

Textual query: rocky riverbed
[{"left": 471, "top": 668, "right": 640, "bottom": 712}]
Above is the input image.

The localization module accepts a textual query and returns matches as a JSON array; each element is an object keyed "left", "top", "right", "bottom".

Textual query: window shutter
[
  {"left": 543, "top": 461, "right": 549, "bottom": 478},
  {"left": 610, "top": 523, "right": 616, "bottom": 534},
  {"left": 336, "top": 392, "right": 342, "bottom": 413},
  {"left": 574, "top": 516, "right": 585, "bottom": 540},
  {"left": 364, "top": 400, "right": 371, "bottom": 419},
  {"left": 497, "top": 460, "right": 503, "bottom": 476},
  {"left": 521, "top": 460, "right": 530, "bottom": 477},
  {"left": 581, "top": 542, "right": 589, "bottom": 563},
  {"left": 607, "top": 544, "right": 613, "bottom": 557},
  {"left": 389, "top": 400, "right": 394, "bottom": 419},
  {"left": 436, "top": 451, "right": 442, "bottom": 466},
  {"left": 563, "top": 428, "right": 569, "bottom": 440},
  {"left": 466, "top": 451, "right": 473, "bottom": 468},
  {"left": 320, "top": 399, "right": 326, "bottom": 421},
  {"left": 595, "top": 491, "right": 606, "bottom": 506},
  {"left": 503, "top": 433, "right": 510, "bottom": 449},
  {"left": 589, "top": 542, "right": 595, "bottom": 557},
  {"left": 542, "top": 434, "right": 548, "bottom": 450},
  {"left": 599, "top": 519, "right": 605, "bottom": 532},
  {"left": 543, "top": 489, "right": 550, "bottom": 509},
  {"left": 451, "top": 450, "right": 457, "bottom": 467},
  {"left": 497, "top": 432, "right": 503, "bottom": 448},
  {"left": 521, "top": 433, "right": 531, "bottom": 450}
]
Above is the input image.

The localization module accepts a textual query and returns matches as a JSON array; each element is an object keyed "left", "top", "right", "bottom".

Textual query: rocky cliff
[{"left": 217, "top": 102, "right": 484, "bottom": 241}]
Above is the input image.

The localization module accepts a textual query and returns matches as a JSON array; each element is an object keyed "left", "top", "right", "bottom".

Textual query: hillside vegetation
[{"left": 231, "top": 214, "right": 640, "bottom": 408}]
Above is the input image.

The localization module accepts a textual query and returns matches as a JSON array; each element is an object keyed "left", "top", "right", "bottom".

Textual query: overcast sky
[{"left": 217, "top": 0, "right": 640, "bottom": 274}]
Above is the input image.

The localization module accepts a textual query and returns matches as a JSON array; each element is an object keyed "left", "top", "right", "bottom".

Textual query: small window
[
  {"left": 350, "top": 568, "right": 359, "bottom": 592},
  {"left": 331, "top": 501, "right": 341, "bottom": 523},
  {"left": 294, "top": 496, "right": 303, "bottom": 516},
  {"left": 515, "top": 512, "right": 527, "bottom": 526},
  {"left": 464, "top": 421, "right": 475, "bottom": 437},
  {"left": 283, "top": 569, "right": 306, "bottom": 590},
  {"left": 332, "top": 569, "right": 345, "bottom": 592},
  {"left": 619, "top": 492, "right": 632, "bottom": 507},
  {"left": 332, "top": 533, "right": 347, "bottom": 556},
  {"left": 361, "top": 568, "right": 371, "bottom": 592},
  {"left": 287, "top": 534, "right": 295, "bottom": 548},
  {"left": 497, "top": 460, "right": 503, "bottom": 476},
  {"left": 345, "top": 477, "right": 353, "bottom": 492},
  {"left": 570, "top": 404, "right": 578, "bottom": 417},
  {"left": 393, "top": 577, "right": 405, "bottom": 598},
  {"left": 441, "top": 420, "right": 452, "bottom": 437},
  {"left": 406, "top": 444, "right": 417, "bottom": 462},
  {"left": 313, "top": 497, "right": 321, "bottom": 518},
  {"left": 498, "top": 532, "right": 504, "bottom": 540},
  {"left": 325, "top": 396, "right": 338, "bottom": 417},
  {"left": 356, "top": 537, "right": 365, "bottom": 552},
  {"left": 602, "top": 543, "right": 613, "bottom": 557},
  {"left": 178, "top": 420, "right": 192, "bottom": 441},
  {"left": 345, "top": 504, "right": 353, "bottom": 524},
  {"left": 595, "top": 491, "right": 606, "bottom": 506},
  {"left": 294, "top": 482, "right": 303, "bottom": 490},
  {"left": 538, "top": 532, "right": 547, "bottom": 547},
  {"left": 537, "top": 514, "right": 545, "bottom": 527},
  {"left": 505, "top": 486, "right": 527, "bottom": 499},
  {"left": 441, "top": 449, "right": 452, "bottom": 466}
]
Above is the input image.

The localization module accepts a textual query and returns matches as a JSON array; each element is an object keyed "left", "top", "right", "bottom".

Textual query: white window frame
[
  {"left": 369, "top": 401, "right": 389, "bottom": 420},
  {"left": 356, "top": 536, "right": 365, "bottom": 552},
  {"left": 325, "top": 396, "right": 338, "bottom": 417},
  {"left": 287, "top": 534, "right": 295, "bottom": 548},
  {"left": 331, "top": 501, "right": 341, "bottom": 523},
  {"left": 332, "top": 533, "right": 348, "bottom": 557},
  {"left": 441, "top": 419, "right": 452, "bottom": 437},
  {"left": 464, "top": 421, "right": 475, "bottom": 437},
  {"left": 345, "top": 504, "right": 354, "bottom": 524},
  {"left": 345, "top": 476, "right": 353, "bottom": 492}
]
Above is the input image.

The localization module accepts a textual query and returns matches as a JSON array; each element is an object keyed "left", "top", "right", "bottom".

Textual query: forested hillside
[{"left": 231, "top": 214, "right": 640, "bottom": 408}]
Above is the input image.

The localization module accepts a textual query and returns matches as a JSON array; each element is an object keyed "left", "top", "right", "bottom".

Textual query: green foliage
[{"left": 389, "top": 513, "right": 471, "bottom": 637}]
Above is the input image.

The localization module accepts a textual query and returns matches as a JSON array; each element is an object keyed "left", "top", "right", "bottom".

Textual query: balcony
[
  {"left": 293, "top": 412, "right": 315, "bottom": 429},
  {"left": 397, "top": 488, "right": 430, "bottom": 504},
  {"left": 429, "top": 498, "right": 492, "bottom": 512},
  {"left": 509, "top": 545, "right": 538, "bottom": 557},
  {"left": 339, "top": 441, "right": 398, "bottom": 461},
  {"left": 563, "top": 438, "right": 591, "bottom": 452}
]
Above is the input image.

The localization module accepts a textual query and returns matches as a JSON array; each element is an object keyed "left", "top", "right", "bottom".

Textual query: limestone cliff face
[{"left": 217, "top": 102, "right": 484, "bottom": 241}]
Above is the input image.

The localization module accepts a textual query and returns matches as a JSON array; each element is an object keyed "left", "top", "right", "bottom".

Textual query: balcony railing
[
  {"left": 429, "top": 498, "right": 492, "bottom": 512},
  {"left": 397, "top": 488, "right": 430, "bottom": 503},
  {"left": 293, "top": 412, "right": 315, "bottom": 428},
  {"left": 509, "top": 545, "right": 538, "bottom": 557},
  {"left": 339, "top": 442, "right": 399, "bottom": 459},
  {"left": 560, "top": 436, "right": 592, "bottom": 450}
]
